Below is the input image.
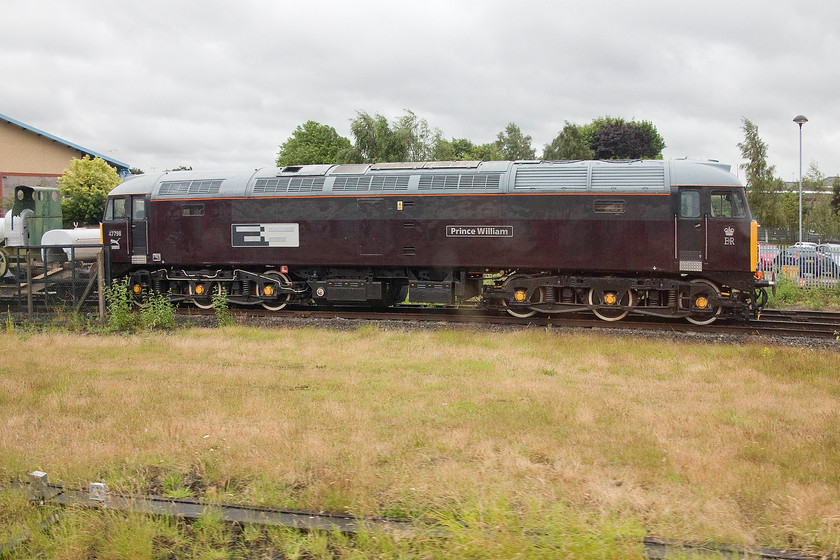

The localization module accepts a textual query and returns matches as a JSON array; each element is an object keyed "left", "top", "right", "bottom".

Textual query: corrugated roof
[{"left": 0, "top": 112, "right": 130, "bottom": 176}]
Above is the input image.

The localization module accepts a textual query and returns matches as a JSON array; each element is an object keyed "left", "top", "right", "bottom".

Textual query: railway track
[
  {"left": 179, "top": 305, "right": 840, "bottom": 341},
  {"left": 6, "top": 479, "right": 825, "bottom": 560}
]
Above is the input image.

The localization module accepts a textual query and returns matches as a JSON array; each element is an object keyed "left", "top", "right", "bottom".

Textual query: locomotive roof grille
[
  {"left": 417, "top": 173, "right": 502, "bottom": 191},
  {"left": 254, "top": 176, "right": 325, "bottom": 194},
  {"left": 159, "top": 179, "right": 223, "bottom": 197},
  {"left": 590, "top": 166, "right": 665, "bottom": 191},
  {"left": 333, "top": 175, "right": 410, "bottom": 192},
  {"left": 514, "top": 168, "right": 588, "bottom": 191},
  {"left": 514, "top": 164, "right": 667, "bottom": 192}
]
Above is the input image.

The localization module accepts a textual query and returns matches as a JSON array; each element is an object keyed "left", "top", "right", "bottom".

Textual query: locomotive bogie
[{"left": 103, "top": 159, "right": 768, "bottom": 323}]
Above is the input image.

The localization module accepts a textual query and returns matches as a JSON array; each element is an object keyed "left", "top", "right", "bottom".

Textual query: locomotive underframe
[
  {"left": 493, "top": 271, "right": 765, "bottom": 322},
  {"left": 122, "top": 264, "right": 765, "bottom": 322}
]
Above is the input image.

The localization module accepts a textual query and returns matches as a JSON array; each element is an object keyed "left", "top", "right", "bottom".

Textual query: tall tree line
[
  {"left": 275, "top": 111, "right": 665, "bottom": 167},
  {"left": 738, "top": 117, "right": 840, "bottom": 241}
]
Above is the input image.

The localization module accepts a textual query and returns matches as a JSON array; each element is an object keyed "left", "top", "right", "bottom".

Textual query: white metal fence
[{"left": 758, "top": 242, "right": 840, "bottom": 287}]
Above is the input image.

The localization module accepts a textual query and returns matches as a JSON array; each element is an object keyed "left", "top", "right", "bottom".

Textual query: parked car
[
  {"left": 757, "top": 244, "right": 780, "bottom": 271},
  {"left": 817, "top": 243, "right": 840, "bottom": 267},
  {"left": 773, "top": 246, "right": 840, "bottom": 277}
]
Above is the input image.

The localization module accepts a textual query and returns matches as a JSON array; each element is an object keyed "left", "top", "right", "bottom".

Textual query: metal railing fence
[
  {"left": 0, "top": 244, "right": 105, "bottom": 318},
  {"left": 758, "top": 242, "right": 840, "bottom": 287}
]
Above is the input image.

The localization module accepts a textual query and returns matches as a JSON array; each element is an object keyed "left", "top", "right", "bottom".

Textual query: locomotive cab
[
  {"left": 102, "top": 177, "right": 154, "bottom": 275},
  {"left": 674, "top": 185, "right": 752, "bottom": 274}
]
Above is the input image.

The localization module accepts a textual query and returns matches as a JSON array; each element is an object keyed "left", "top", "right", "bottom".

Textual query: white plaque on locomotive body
[
  {"left": 445, "top": 225, "right": 513, "bottom": 238},
  {"left": 232, "top": 223, "right": 300, "bottom": 247}
]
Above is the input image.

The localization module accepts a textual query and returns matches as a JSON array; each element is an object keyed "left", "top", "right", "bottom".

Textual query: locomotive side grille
[
  {"left": 159, "top": 181, "right": 190, "bottom": 196},
  {"left": 332, "top": 176, "right": 364, "bottom": 191},
  {"left": 590, "top": 166, "right": 665, "bottom": 192},
  {"left": 254, "top": 177, "right": 325, "bottom": 194},
  {"left": 514, "top": 165, "right": 666, "bottom": 192},
  {"left": 514, "top": 168, "right": 588, "bottom": 191},
  {"left": 457, "top": 174, "right": 501, "bottom": 190},
  {"left": 417, "top": 173, "right": 501, "bottom": 191},
  {"left": 288, "top": 177, "right": 325, "bottom": 192},
  {"left": 159, "top": 180, "right": 223, "bottom": 197},
  {"left": 370, "top": 175, "right": 410, "bottom": 191},
  {"left": 418, "top": 175, "right": 459, "bottom": 190},
  {"left": 333, "top": 175, "right": 409, "bottom": 192}
]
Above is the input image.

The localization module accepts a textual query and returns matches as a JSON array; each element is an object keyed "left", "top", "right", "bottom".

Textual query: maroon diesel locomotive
[{"left": 102, "top": 159, "right": 769, "bottom": 324}]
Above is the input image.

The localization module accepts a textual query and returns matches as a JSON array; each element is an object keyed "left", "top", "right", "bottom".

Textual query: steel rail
[
  {"left": 10, "top": 482, "right": 413, "bottom": 534},
  {"left": 180, "top": 306, "right": 840, "bottom": 340},
  {"left": 5, "top": 479, "right": 826, "bottom": 559}
]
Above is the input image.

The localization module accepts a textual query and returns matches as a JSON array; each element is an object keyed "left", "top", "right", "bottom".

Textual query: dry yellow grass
[{"left": 1, "top": 325, "right": 839, "bottom": 555}]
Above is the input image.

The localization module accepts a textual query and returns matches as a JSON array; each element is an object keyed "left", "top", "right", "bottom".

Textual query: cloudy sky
[{"left": 2, "top": 1, "right": 837, "bottom": 181}]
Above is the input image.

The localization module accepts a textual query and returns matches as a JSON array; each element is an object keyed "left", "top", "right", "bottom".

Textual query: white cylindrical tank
[
  {"left": 0, "top": 209, "right": 7, "bottom": 243},
  {"left": 40, "top": 228, "right": 102, "bottom": 262}
]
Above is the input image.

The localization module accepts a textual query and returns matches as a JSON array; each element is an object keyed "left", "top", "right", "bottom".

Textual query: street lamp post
[{"left": 793, "top": 114, "right": 808, "bottom": 243}]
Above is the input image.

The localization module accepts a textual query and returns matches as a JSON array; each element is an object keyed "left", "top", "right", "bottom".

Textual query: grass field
[{"left": 1, "top": 324, "right": 839, "bottom": 558}]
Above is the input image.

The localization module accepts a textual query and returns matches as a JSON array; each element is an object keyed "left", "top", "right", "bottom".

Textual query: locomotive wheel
[
  {"left": 190, "top": 282, "right": 222, "bottom": 309},
  {"left": 587, "top": 288, "right": 636, "bottom": 321},
  {"left": 0, "top": 247, "right": 7, "bottom": 278},
  {"left": 261, "top": 270, "right": 292, "bottom": 311},
  {"left": 684, "top": 279, "right": 722, "bottom": 326},
  {"left": 129, "top": 270, "right": 151, "bottom": 306},
  {"left": 502, "top": 277, "right": 546, "bottom": 318}
]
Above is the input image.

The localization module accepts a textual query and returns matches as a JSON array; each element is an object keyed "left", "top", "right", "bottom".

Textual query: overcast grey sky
[{"left": 2, "top": 1, "right": 837, "bottom": 181}]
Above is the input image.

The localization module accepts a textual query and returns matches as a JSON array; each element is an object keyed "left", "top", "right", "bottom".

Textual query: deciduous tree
[
  {"left": 801, "top": 163, "right": 840, "bottom": 239},
  {"left": 738, "top": 118, "right": 785, "bottom": 236},
  {"left": 543, "top": 117, "right": 664, "bottom": 161},
  {"left": 542, "top": 121, "right": 595, "bottom": 160},
  {"left": 342, "top": 110, "right": 441, "bottom": 163},
  {"left": 434, "top": 138, "right": 503, "bottom": 161},
  {"left": 588, "top": 117, "right": 664, "bottom": 159},
  {"left": 831, "top": 176, "right": 840, "bottom": 216},
  {"left": 494, "top": 123, "right": 535, "bottom": 160},
  {"left": 276, "top": 121, "right": 352, "bottom": 166},
  {"left": 58, "top": 156, "right": 122, "bottom": 226}
]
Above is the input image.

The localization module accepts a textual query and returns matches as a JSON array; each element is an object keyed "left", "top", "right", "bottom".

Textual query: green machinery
[{"left": 0, "top": 186, "right": 64, "bottom": 277}]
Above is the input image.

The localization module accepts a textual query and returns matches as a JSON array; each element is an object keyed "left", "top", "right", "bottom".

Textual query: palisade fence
[
  {"left": 0, "top": 244, "right": 106, "bottom": 318},
  {"left": 757, "top": 243, "right": 840, "bottom": 288}
]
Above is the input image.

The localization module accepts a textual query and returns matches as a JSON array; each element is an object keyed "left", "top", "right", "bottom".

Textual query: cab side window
[
  {"left": 680, "top": 190, "right": 700, "bottom": 218},
  {"left": 711, "top": 191, "right": 746, "bottom": 218},
  {"left": 105, "top": 198, "right": 127, "bottom": 220},
  {"left": 132, "top": 198, "right": 147, "bottom": 220}
]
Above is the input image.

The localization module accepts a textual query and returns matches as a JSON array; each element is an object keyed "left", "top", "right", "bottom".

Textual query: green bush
[
  {"left": 105, "top": 280, "right": 138, "bottom": 331},
  {"left": 212, "top": 286, "right": 235, "bottom": 327},
  {"left": 106, "top": 280, "right": 176, "bottom": 331},
  {"left": 140, "top": 290, "right": 176, "bottom": 330},
  {"left": 766, "top": 278, "right": 840, "bottom": 310}
]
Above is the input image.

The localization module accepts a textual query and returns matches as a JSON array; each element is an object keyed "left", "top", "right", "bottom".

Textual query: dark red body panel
[{"left": 144, "top": 192, "right": 695, "bottom": 273}]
